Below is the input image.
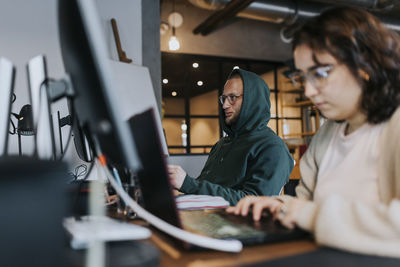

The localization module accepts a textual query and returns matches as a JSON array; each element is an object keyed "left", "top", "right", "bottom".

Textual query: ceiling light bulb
[
  {"left": 163, "top": 78, "right": 168, "bottom": 84},
  {"left": 192, "top": 63, "right": 199, "bottom": 68},
  {"left": 172, "top": 91, "right": 177, "bottom": 96},
  {"left": 197, "top": 81, "right": 203, "bottom": 86},
  {"left": 168, "top": 36, "right": 180, "bottom": 51},
  {"left": 168, "top": 12, "right": 183, "bottom": 28},
  {"left": 233, "top": 66, "right": 239, "bottom": 69}
]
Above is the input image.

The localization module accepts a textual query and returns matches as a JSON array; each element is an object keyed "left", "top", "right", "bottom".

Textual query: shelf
[
  {"left": 283, "top": 100, "right": 313, "bottom": 107},
  {"left": 280, "top": 89, "right": 304, "bottom": 94},
  {"left": 285, "top": 143, "right": 302, "bottom": 150},
  {"left": 289, "top": 165, "right": 301, "bottom": 180},
  {"left": 283, "top": 131, "right": 316, "bottom": 137},
  {"left": 275, "top": 67, "right": 320, "bottom": 142}
]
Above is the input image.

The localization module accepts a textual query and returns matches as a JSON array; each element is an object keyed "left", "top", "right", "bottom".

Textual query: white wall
[
  {"left": 97, "top": 0, "right": 142, "bottom": 65},
  {"left": 0, "top": 0, "right": 64, "bottom": 155},
  {"left": 0, "top": 0, "right": 144, "bottom": 177}
]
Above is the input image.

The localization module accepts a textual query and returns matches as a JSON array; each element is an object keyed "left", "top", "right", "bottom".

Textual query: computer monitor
[
  {"left": 27, "top": 55, "right": 56, "bottom": 159},
  {"left": 57, "top": 0, "right": 243, "bottom": 253},
  {"left": 0, "top": 57, "right": 15, "bottom": 157},
  {"left": 69, "top": 112, "right": 93, "bottom": 163},
  {"left": 57, "top": 0, "right": 140, "bottom": 170}
]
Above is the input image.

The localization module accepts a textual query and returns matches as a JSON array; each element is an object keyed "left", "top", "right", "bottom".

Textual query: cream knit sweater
[{"left": 280, "top": 108, "right": 400, "bottom": 258}]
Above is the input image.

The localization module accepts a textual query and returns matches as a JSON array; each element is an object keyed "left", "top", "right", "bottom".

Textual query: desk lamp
[{"left": 16, "top": 104, "right": 35, "bottom": 156}]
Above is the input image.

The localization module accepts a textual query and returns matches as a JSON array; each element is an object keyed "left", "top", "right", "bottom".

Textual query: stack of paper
[
  {"left": 63, "top": 216, "right": 151, "bottom": 249},
  {"left": 176, "top": 194, "right": 230, "bottom": 210}
]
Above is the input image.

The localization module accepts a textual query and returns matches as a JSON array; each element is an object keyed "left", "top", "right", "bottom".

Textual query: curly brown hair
[{"left": 292, "top": 6, "right": 400, "bottom": 123}]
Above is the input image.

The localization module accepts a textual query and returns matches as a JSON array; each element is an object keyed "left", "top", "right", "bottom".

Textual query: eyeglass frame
[
  {"left": 219, "top": 94, "right": 243, "bottom": 105},
  {"left": 287, "top": 64, "right": 334, "bottom": 89}
]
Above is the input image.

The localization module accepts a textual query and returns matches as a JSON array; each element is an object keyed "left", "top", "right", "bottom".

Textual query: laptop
[{"left": 128, "top": 108, "right": 308, "bottom": 248}]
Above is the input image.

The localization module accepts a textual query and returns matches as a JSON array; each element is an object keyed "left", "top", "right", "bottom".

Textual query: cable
[
  {"left": 71, "top": 160, "right": 95, "bottom": 219},
  {"left": 9, "top": 93, "right": 17, "bottom": 134},
  {"left": 69, "top": 164, "right": 88, "bottom": 181},
  {"left": 56, "top": 92, "right": 75, "bottom": 161},
  {"left": 56, "top": 118, "right": 73, "bottom": 161},
  {"left": 69, "top": 161, "right": 95, "bottom": 183},
  {"left": 9, "top": 115, "right": 17, "bottom": 135},
  {"left": 100, "top": 160, "right": 243, "bottom": 253},
  {"left": 11, "top": 93, "right": 16, "bottom": 103}
]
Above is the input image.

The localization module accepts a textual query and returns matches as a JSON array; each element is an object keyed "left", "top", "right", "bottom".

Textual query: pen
[{"left": 112, "top": 167, "right": 123, "bottom": 187}]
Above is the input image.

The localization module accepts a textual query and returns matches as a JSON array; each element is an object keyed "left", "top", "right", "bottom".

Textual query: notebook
[
  {"left": 128, "top": 108, "right": 308, "bottom": 248},
  {"left": 176, "top": 194, "right": 229, "bottom": 210}
]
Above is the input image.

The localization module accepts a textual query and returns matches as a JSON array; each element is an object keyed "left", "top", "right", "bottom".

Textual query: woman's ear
[{"left": 358, "top": 69, "right": 370, "bottom": 81}]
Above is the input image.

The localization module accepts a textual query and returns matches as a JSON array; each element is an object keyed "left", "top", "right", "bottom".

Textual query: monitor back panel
[
  {"left": 128, "top": 108, "right": 182, "bottom": 229},
  {"left": 0, "top": 58, "right": 15, "bottom": 156}
]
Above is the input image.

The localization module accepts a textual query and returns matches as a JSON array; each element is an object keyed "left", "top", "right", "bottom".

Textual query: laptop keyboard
[{"left": 180, "top": 210, "right": 265, "bottom": 239}]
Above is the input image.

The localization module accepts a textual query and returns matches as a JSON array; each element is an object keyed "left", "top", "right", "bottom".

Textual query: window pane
[
  {"left": 190, "top": 90, "right": 219, "bottom": 115},
  {"left": 164, "top": 97, "right": 185, "bottom": 115},
  {"left": 268, "top": 118, "right": 277, "bottom": 134},
  {"left": 279, "top": 119, "right": 302, "bottom": 138},
  {"left": 190, "top": 118, "right": 219, "bottom": 146},
  {"left": 168, "top": 148, "right": 187, "bottom": 154},
  {"left": 281, "top": 94, "right": 302, "bottom": 117},
  {"left": 191, "top": 147, "right": 212, "bottom": 154},
  {"left": 162, "top": 118, "right": 186, "bottom": 146},
  {"left": 278, "top": 67, "right": 296, "bottom": 90},
  {"left": 259, "top": 71, "right": 275, "bottom": 90},
  {"left": 270, "top": 92, "right": 277, "bottom": 118}
]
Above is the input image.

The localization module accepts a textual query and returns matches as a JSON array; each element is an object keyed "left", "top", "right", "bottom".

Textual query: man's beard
[{"left": 225, "top": 116, "right": 238, "bottom": 126}]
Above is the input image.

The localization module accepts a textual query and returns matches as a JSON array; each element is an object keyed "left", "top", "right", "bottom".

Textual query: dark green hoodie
[{"left": 180, "top": 69, "right": 294, "bottom": 205}]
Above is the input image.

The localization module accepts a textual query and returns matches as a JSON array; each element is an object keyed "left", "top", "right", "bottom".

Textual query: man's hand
[{"left": 167, "top": 164, "right": 187, "bottom": 190}]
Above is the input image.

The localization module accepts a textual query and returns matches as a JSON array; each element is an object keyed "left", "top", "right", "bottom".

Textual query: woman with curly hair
[{"left": 227, "top": 6, "right": 400, "bottom": 258}]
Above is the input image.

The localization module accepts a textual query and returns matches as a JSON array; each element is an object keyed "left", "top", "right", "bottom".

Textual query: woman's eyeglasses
[
  {"left": 219, "top": 94, "right": 243, "bottom": 105},
  {"left": 287, "top": 64, "right": 334, "bottom": 89}
]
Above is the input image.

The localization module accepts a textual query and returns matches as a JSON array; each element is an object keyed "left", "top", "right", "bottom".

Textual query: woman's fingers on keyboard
[
  {"left": 226, "top": 196, "right": 277, "bottom": 220},
  {"left": 251, "top": 198, "right": 280, "bottom": 221}
]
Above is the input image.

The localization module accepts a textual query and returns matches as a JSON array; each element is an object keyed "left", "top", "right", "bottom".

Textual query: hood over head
[{"left": 221, "top": 69, "right": 271, "bottom": 137}]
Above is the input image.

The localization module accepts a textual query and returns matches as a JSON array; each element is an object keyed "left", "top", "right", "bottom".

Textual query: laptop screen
[{"left": 128, "top": 108, "right": 182, "bottom": 229}]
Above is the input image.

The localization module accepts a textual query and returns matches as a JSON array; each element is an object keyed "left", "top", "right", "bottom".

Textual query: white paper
[{"left": 176, "top": 194, "right": 230, "bottom": 210}]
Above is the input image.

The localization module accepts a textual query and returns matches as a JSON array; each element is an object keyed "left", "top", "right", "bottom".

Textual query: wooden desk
[
  {"left": 147, "top": 229, "right": 317, "bottom": 267},
  {"left": 111, "top": 209, "right": 317, "bottom": 266}
]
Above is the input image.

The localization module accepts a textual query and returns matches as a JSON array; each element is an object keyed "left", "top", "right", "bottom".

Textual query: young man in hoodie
[{"left": 168, "top": 69, "right": 294, "bottom": 205}]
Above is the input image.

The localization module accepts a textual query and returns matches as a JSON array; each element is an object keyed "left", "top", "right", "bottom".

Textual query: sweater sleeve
[
  {"left": 180, "top": 144, "right": 294, "bottom": 205},
  {"left": 295, "top": 195, "right": 400, "bottom": 258}
]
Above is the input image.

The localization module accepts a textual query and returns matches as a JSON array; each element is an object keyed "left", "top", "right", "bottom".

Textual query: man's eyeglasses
[
  {"left": 287, "top": 64, "right": 334, "bottom": 89},
  {"left": 219, "top": 94, "right": 243, "bottom": 105}
]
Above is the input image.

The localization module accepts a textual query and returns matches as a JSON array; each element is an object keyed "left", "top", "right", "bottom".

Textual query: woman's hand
[
  {"left": 226, "top": 196, "right": 311, "bottom": 230},
  {"left": 275, "top": 198, "right": 309, "bottom": 229},
  {"left": 226, "top": 196, "right": 283, "bottom": 221}
]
